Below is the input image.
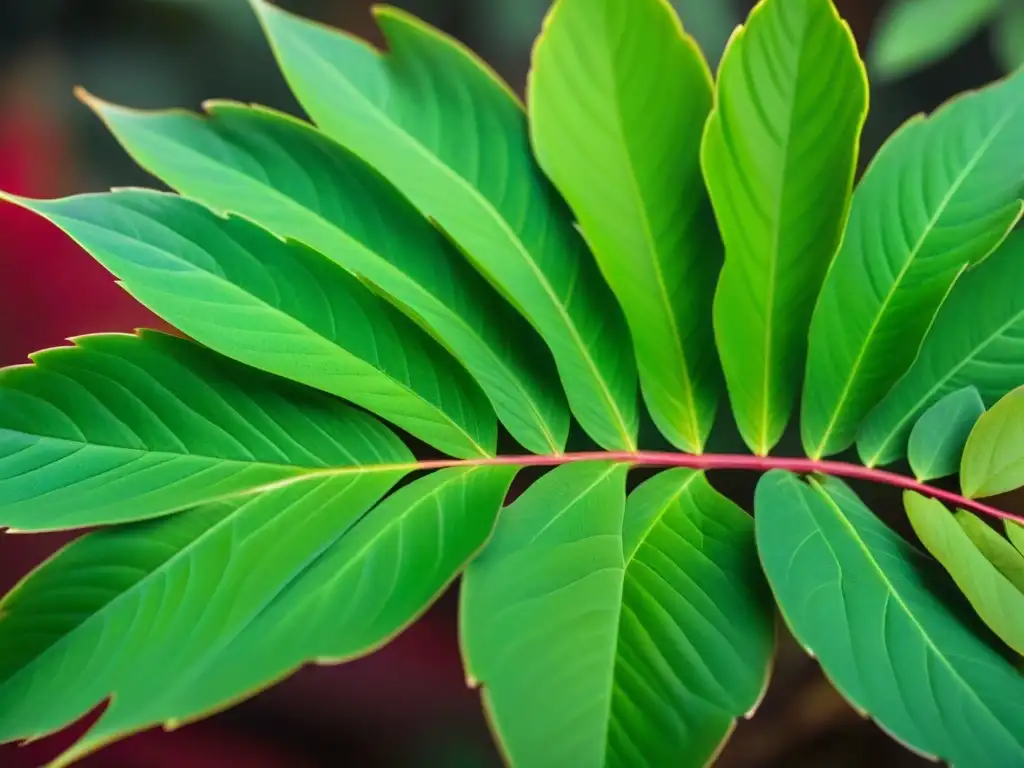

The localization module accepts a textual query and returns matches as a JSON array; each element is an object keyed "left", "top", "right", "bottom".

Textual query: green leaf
[
  {"left": 1009, "top": 520, "right": 1024, "bottom": 554},
  {"left": 756, "top": 470, "right": 1024, "bottom": 764},
  {"left": 993, "top": 1, "right": 1024, "bottom": 73},
  {"left": 961, "top": 386, "right": 1024, "bottom": 498},
  {"left": 801, "top": 69, "right": 1024, "bottom": 459},
  {"left": 252, "top": 0, "right": 640, "bottom": 451},
  {"left": 906, "top": 493, "right": 1024, "bottom": 656},
  {"left": 0, "top": 332, "right": 409, "bottom": 530},
  {"left": 870, "top": 0, "right": 1002, "bottom": 80},
  {"left": 701, "top": 0, "right": 867, "bottom": 455},
  {"left": 528, "top": 0, "right": 721, "bottom": 454},
  {"left": 6, "top": 189, "right": 496, "bottom": 459},
  {"left": 82, "top": 97, "right": 569, "bottom": 455},
  {"left": 461, "top": 463, "right": 774, "bottom": 766},
  {"left": 958, "top": 510, "right": 1024, "bottom": 594},
  {"left": 0, "top": 465, "right": 515, "bottom": 762},
  {"left": 858, "top": 230, "right": 1024, "bottom": 467},
  {"left": 906, "top": 386, "right": 984, "bottom": 481}
]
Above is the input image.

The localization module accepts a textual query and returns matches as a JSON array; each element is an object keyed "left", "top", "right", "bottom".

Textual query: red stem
[{"left": 415, "top": 451, "right": 1024, "bottom": 526}]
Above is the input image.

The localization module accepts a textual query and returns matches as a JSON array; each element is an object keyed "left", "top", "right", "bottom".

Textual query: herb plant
[{"left": 2, "top": 0, "right": 1024, "bottom": 764}]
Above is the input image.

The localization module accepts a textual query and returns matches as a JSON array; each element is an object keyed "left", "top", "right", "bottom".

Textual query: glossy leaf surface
[
  {"left": 859, "top": 230, "right": 1024, "bottom": 466},
  {"left": 802, "top": 69, "right": 1024, "bottom": 458},
  {"left": 906, "top": 386, "right": 984, "bottom": 481},
  {"left": 0, "top": 332, "right": 409, "bottom": 530},
  {"left": 962, "top": 387, "right": 1024, "bottom": 498},
  {"left": 702, "top": 0, "right": 866, "bottom": 454},
  {"left": 8, "top": 190, "right": 496, "bottom": 458},
  {"left": 254, "top": 0, "right": 639, "bottom": 450},
  {"left": 529, "top": 0, "right": 721, "bottom": 453},
  {"left": 0, "top": 470, "right": 406, "bottom": 761},
  {"left": 906, "top": 494, "right": 1024, "bottom": 655},
  {"left": 461, "top": 463, "right": 774, "bottom": 766},
  {"left": 757, "top": 470, "right": 1024, "bottom": 764},
  {"left": 85, "top": 98, "right": 569, "bottom": 455}
]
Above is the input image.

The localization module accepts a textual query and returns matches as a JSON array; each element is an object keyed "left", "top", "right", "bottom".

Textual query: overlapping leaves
[{"left": 3, "top": 0, "right": 1024, "bottom": 765}]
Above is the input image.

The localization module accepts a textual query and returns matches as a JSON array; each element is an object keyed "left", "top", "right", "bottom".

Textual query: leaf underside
[
  {"left": 756, "top": 471, "right": 1024, "bottom": 764},
  {"left": 906, "top": 386, "right": 985, "bottom": 481}
]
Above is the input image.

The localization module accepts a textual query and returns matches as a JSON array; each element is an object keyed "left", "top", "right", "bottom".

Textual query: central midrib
[
  {"left": 812, "top": 103, "right": 1019, "bottom": 458},
  {"left": 296, "top": 46, "right": 637, "bottom": 451}
]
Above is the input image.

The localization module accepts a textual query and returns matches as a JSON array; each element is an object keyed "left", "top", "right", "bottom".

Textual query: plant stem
[{"left": 414, "top": 451, "right": 1024, "bottom": 525}]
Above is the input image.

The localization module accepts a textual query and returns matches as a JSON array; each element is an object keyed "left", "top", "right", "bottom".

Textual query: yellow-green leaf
[{"left": 529, "top": 0, "right": 722, "bottom": 453}]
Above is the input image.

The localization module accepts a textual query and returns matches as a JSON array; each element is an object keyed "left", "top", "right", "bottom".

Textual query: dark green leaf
[
  {"left": 906, "top": 386, "right": 984, "bottom": 480},
  {"left": 702, "top": 0, "right": 867, "bottom": 454},
  {"left": 0, "top": 332, "right": 409, "bottom": 530},
  {"left": 6, "top": 190, "right": 496, "bottom": 459},
  {"left": 757, "top": 470, "right": 1024, "bottom": 763},
  {"left": 858, "top": 230, "right": 1024, "bottom": 467},
  {"left": 252, "top": 0, "right": 640, "bottom": 450},
  {"left": 83, "top": 98, "right": 569, "bottom": 455},
  {"left": 529, "top": 0, "right": 722, "bottom": 453},
  {"left": 802, "top": 69, "right": 1024, "bottom": 459},
  {"left": 906, "top": 493, "right": 1024, "bottom": 655}
]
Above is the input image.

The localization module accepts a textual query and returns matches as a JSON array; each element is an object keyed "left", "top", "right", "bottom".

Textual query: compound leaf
[
  {"left": 802, "top": 69, "right": 1024, "bottom": 459},
  {"left": 461, "top": 463, "right": 774, "bottom": 766},
  {"left": 906, "top": 386, "right": 984, "bottom": 481},
  {"left": 961, "top": 386, "right": 1024, "bottom": 498},
  {"left": 906, "top": 494, "right": 1024, "bottom": 656},
  {"left": 756, "top": 470, "right": 1024, "bottom": 763},
  {"left": 0, "top": 331, "right": 409, "bottom": 530},
  {"left": 859, "top": 231, "right": 1024, "bottom": 466},
  {"left": 83, "top": 97, "right": 569, "bottom": 455},
  {"left": 529, "top": 0, "right": 722, "bottom": 453},
  {"left": 252, "top": 0, "right": 639, "bottom": 451},
  {"left": 6, "top": 190, "right": 496, "bottom": 459},
  {"left": 702, "top": 0, "right": 867, "bottom": 454}
]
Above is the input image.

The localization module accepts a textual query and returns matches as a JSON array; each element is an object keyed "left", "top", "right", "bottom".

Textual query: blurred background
[{"left": 0, "top": 0, "right": 1015, "bottom": 765}]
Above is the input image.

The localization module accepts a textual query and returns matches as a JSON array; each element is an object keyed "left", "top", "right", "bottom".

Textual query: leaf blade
[
  {"left": 252, "top": 0, "right": 640, "bottom": 450},
  {"left": 906, "top": 386, "right": 985, "bottom": 481},
  {"left": 703, "top": 0, "right": 867, "bottom": 454},
  {"left": 83, "top": 97, "right": 570, "bottom": 455},
  {"left": 0, "top": 470, "right": 406, "bottom": 754},
  {"left": 961, "top": 386, "right": 1024, "bottom": 497},
  {"left": 756, "top": 470, "right": 1024, "bottom": 763},
  {"left": 802, "top": 69, "right": 1024, "bottom": 459},
  {"left": 529, "top": 0, "right": 722, "bottom": 453},
  {"left": 0, "top": 332, "right": 409, "bottom": 530},
  {"left": 906, "top": 494, "right": 1024, "bottom": 656},
  {"left": 461, "top": 463, "right": 774, "bottom": 766},
  {"left": 858, "top": 230, "right": 1024, "bottom": 466},
  {"left": 8, "top": 190, "right": 496, "bottom": 458}
]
